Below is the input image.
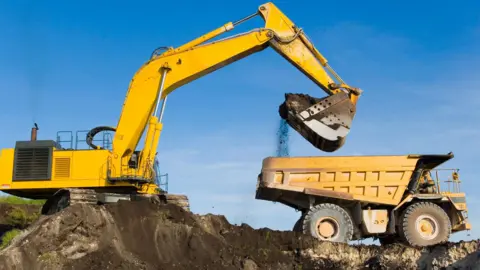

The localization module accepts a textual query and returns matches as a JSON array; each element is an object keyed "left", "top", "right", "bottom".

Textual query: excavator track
[
  {"left": 68, "top": 188, "right": 99, "bottom": 205},
  {"left": 41, "top": 188, "right": 191, "bottom": 215},
  {"left": 134, "top": 193, "right": 191, "bottom": 212},
  {"left": 41, "top": 188, "right": 99, "bottom": 215},
  {"left": 162, "top": 194, "right": 190, "bottom": 212}
]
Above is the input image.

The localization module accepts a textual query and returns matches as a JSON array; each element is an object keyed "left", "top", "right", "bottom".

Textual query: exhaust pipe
[{"left": 31, "top": 123, "right": 39, "bottom": 141}]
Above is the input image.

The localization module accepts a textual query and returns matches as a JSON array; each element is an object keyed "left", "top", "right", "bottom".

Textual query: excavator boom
[
  {"left": 0, "top": 1, "right": 363, "bottom": 221},
  {"left": 109, "top": 2, "right": 363, "bottom": 177}
]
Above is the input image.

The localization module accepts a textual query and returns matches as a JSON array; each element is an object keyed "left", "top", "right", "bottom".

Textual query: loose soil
[
  {"left": 0, "top": 200, "right": 479, "bottom": 270},
  {"left": 279, "top": 93, "right": 326, "bottom": 121},
  {"left": 278, "top": 93, "right": 347, "bottom": 152},
  {"left": 0, "top": 203, "right": 41, "bottom": 238},
  {"left": 276, "top": 119, "right": 290, "bottom": 157}
]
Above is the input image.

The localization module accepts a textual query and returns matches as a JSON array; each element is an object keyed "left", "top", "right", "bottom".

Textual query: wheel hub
[
  {"left": 415, "top": 214, "right": 439, "bottom": 240},
  {"left": 316, "top": 217, "right": 339, "bottom": 240}
]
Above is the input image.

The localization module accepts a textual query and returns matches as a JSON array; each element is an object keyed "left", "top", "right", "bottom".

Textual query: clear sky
[{"left": 1, "top": 0, "right": 479, "bottom": 244}]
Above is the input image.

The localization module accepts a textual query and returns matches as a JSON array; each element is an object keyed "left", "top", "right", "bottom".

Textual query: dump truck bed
[{"left": 255, "top": 153, "right": 453, "bottom": 208}]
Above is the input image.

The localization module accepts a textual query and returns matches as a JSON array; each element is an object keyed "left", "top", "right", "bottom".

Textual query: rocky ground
[{"left": 0, "top": 200, "right": 478, "bottom": 270}]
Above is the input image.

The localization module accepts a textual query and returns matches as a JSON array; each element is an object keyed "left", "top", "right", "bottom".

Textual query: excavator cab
[{"left": 279, "top": 91, "right": 357, "bottom": 152}]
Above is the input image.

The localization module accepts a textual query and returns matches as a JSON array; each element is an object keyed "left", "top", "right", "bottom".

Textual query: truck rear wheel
[
  {"left": 400, "top": 202, "right": 451, "bottom": 247},
  {"left": 302, "top": 203, "right": 353, "bottom": 243},
  {"left": 293, "top": 213, "right": 305, "bottom": 232}
]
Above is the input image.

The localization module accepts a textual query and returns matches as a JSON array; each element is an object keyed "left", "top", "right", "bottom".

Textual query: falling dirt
[
  {"left": 0, "top": 200, "right": 479, "bottom": 270},
  {"left": 276, "top": 119, "right": 290, "bottom": 157}
]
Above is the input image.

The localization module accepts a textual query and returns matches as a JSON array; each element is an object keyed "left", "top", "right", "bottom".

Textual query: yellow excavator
[{"left": 0, "top": 2, "right": 362, "bottom": 214}]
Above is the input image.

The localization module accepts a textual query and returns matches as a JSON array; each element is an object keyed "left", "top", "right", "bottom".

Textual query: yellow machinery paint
[
  {"left": 256, "top": 152, "right": 470, "bottom": 247},
  {"left": 0, "top": 138, "right": 161, "bottom": 199},
  {"left": 0, "top": 2, "right": 362, "bottom": 213}
]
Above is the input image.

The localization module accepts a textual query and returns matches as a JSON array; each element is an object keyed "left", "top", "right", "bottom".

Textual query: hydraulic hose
[{"left": 86, "top": 126, "right": 116, "bottom": 150}]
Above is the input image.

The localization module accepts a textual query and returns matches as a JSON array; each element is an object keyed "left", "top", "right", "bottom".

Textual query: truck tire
[
  {"left": 302, "top": 203, "right": 353, "bottom": 243},
  {"left": 399, "top": 202, "right": 451, "bottom": 247},
  {"left": 293, "top": 214, "right": 305, "bottom": 232}
]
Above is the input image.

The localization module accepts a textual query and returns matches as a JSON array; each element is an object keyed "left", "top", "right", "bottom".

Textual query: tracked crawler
[
  {"left": 41, "top": 189, "right": 98, "bottom": 215},
  {"left": 41, "top": 188, "right": 190, "bottom": 215}
]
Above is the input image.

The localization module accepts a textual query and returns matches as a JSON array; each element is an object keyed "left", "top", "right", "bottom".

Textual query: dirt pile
[
  {"left": 0, "top": 203, "right": 41, "bottom": 238},
  {"left": 0, "top": 200, "right": 479, "bottom": 270}
]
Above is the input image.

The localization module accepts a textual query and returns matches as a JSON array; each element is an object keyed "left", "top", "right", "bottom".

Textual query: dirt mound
[
  {"left": 0, "top": 203, "right": 41, "bottom": 223},
  {"left": 0, "top": 200, "right": 478, "bottom": 270},
  {"left": 0, "top": 203, "right": 41, "bottom": 238}
]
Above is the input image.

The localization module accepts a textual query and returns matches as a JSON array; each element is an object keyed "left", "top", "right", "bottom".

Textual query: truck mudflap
[{"left": 279, "top": 92, "right": 356, "bottom": 152}]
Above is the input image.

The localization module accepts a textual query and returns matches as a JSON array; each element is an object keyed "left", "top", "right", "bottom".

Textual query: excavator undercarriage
[{"left": 40, "top": 188, "right": 190, "bottom": 215}]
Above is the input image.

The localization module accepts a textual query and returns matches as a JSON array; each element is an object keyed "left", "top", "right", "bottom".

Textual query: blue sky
[{"left": 1, "top": 0, "right": 480, "bottom": 244}]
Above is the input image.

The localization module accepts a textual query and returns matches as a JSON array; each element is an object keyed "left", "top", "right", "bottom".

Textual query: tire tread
[
  {"left": 302, "top": 203, "right": 354, "bottom": 243},
  {"left": 400, "top": 201, "right": 451, "bottom": 247}
]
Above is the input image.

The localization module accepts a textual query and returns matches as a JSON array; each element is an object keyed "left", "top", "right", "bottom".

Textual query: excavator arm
[{"left": 101, "top": 2, "right": 362, "bottom": 180}]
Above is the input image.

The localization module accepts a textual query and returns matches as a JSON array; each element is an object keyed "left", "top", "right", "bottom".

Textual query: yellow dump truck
[{"left": 255, "top": 152, "right": 470, "bottom": 247}]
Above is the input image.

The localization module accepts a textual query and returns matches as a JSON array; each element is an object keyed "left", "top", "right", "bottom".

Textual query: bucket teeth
[{"left": 279, "top": 92, "right": 356, "bottom": 152}]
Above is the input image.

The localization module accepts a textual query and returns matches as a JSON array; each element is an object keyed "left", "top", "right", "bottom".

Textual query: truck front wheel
[
  {"left": 400, "top": 202, "right": 451, "bottom": 247},
  {"left": 302, "top": 203, "right": 353, "bottom": 243}
]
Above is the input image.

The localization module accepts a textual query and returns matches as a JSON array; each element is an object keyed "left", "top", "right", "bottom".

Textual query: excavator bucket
[{"left": 279, "top": 92, "right": 356, "bottom": 152}]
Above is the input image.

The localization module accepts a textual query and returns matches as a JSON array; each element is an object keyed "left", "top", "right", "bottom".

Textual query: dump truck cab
[{"left": 255, "top": 152, "right": 470, "bottom": 247}]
